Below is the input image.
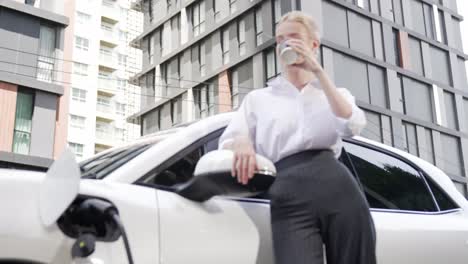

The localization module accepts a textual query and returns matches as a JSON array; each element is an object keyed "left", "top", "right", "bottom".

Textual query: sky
[{"left": 457, "top": 0, "right": 468, "bottom": 77}]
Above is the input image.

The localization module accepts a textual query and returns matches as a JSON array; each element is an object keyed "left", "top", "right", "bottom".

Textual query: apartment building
[{"left": 129, "top": 0, "right": 468, "bottom": 196}]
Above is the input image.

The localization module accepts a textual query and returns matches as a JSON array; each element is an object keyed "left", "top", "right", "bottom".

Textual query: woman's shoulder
[{"left": 244, "top": 86, "right": 274, "bottom": 100}]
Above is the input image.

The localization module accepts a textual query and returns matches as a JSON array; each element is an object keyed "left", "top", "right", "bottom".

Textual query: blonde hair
[{"left": 277, "top": 11, "right": 321, "bottom": 41}]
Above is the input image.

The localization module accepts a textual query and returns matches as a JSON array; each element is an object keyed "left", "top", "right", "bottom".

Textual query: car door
[
  {"left": 137, "top": 130, "right": 274, "bottom": 264},
  {"left": 343, "top": 141, "right": 468, "bottom": 264}
]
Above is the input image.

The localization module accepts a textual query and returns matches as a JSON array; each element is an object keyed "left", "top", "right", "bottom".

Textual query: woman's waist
[{"left": 273, "top": 149, "right": 336, "bottom": 172}]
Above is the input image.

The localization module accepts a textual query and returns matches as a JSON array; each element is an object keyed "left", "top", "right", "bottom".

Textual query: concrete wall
[
  {"left": 0, "top": 82, "right": 17, "bottom": 152},
  {"left": 29, "top": 90, "right": 57, "bottom": 158}
]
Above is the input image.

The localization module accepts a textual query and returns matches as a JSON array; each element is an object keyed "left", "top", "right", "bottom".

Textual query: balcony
[
  {"left": 95, "top": 122, "right": 125, "bottom": 147},
  {"left": 101, "top": 0, "right": 119, "bottom": 23},
  {"left": 99, "top": 52, "right": 118, "bottom": 70},
  {"left": 95, "top": 127, "right": 114, "bottom": 147},
  {"left": 96, "top": 103, "right": 115, "bottom": 121},
  {"left": 100, "top": 26, "right": 119, "bottom": 47},
  {"left": 98, "top": 77, "right": 118, "bottom": 95}
]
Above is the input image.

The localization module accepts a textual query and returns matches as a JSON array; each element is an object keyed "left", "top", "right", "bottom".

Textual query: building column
[
  {"left": 218, "top": 71, "right": 232, "bottom": 113},
  {"left": 30, "top": 91, "right": 57, "bottom": 158},
  {"left": 0, "top": 82, "right": 18, "bottom": 152}
]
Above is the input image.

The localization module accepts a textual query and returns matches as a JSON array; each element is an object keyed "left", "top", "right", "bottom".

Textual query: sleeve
[
  {"left": 218, "top": 93, "right": 256, "bottom": 149},
  {"left": 334, "top": 88, "right": 367, "bottom": 138}
]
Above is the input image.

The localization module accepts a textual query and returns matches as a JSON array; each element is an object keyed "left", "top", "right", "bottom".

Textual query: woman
[{"left": 218, "top": 11, "right": 377, "bottom": 264}]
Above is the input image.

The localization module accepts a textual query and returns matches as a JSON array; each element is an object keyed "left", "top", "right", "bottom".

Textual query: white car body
[{"left": 1, "top": 113, "right": 468, "bottom": 264}]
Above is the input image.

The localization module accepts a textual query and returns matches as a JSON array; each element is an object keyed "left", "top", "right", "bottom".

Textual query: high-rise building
[
  {"left": 0, "top": 0, "right": 70, "bottom": 170},
  {"left": 66, "top": 0, "right": 143, "bottom": 159},
  {"left": 129, "top": 0, "right": 468, "bottom": 197}
]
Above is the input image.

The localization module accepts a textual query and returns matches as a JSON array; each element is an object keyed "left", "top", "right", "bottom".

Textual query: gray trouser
[{"left": 267, "top": 150, "right": 377, "bottom": 264}]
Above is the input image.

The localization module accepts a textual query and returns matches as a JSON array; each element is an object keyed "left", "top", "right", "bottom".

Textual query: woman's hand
[
  {"left": 232, "top": 136, "right": 257, "bottom": 185},
  {"left": 286, "top": 39, "right": 323, "bottom": 74}
]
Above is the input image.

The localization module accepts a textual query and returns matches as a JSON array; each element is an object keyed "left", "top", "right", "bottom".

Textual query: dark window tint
[
  {"left": 148, "top": 147, "right": 203, "bottom": 187},
  {"left": 205, "top": 134, "right": 220, "bottom": 152},
  {"left": 426, "top": 178, "right": 459, "bottom": 211},
  {"left": 141, "top": 130, "right": 223, "bottom": 188},
  {"left": 344, "top": 143, "right": 438, "bottom": 212}
]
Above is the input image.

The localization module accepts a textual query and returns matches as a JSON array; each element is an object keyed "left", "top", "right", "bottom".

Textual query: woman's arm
[
  {"left": 218, "top": 93, "right": 258, "bottom": 184},
  {"left": 287, "top": 39, "right": 366, "bottom": 136}
]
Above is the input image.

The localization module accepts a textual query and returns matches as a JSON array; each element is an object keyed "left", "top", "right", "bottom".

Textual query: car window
[
  {"left": 80, "top": 144, "right": 154, "bottom": 179},
  {"left": 145, "top": 147, "right": 203, "bottom": 187},
  {"left": 425, "top": 178, "right": 459, "bottom": 211},
  {"left": 344, "top": 142, "right": 438, "bottom": 212},
  {"left": 140, "top": 129, "right": 223, "bottom": 188}
]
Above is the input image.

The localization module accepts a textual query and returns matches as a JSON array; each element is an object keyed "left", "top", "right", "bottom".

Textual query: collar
[{"left": 267, "top": 75, "right": 322, "bottom": 96}]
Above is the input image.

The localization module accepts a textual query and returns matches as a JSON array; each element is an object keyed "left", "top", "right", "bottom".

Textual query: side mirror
[{"left": 175, "top": 150, "right": 277, "bottom": 202}]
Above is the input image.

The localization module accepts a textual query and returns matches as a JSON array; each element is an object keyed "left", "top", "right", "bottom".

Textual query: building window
[
  {"left": 392, "top": 29, "right": 401, "bottom": 67},
  {"left": 160, "top": 64, "right": 168, "bottom": 96},
  {"left": 75, "top": 36, "right": 89, "bottom": 51},
  {"left": 159, "top": 27, "right": 165, "bottom": 55},
  {"left": 192, "top": 0, "right": 206, "bottom": 37},
  {"left": 274, "top": 0, "right": 281, "bottom": 25},
  {"left": 115, "top": 128, "right": 125, "bottom": 141},
  {"left": 101, "top": 21, "right": 114, "bottom": 33},
  {"left": 401, "top": 76, "right": 434, "bottom": 123},
  {"left": 348, "top": 12, "right": 374, "bottom": 57},
  {"left": 255, "top": 8, "right": 264, "bottom": 46},
  {"left": 409, "top": 36, "right": 424, "bottom": 76},
  {"left": 118, "top": 54, "right": 127, "bottom": 66},
  {"left": 12, "top": 88, "right": 34, "bottom": 155},
  {"left": 167, "top": 0, "right": 172, "bottom": 11},
  {"left": 97, "top": 95, "right": 112, "bottom": 113},
  {"left": 265, "top": 49, "right": 278, "bottom": 81},
  {"left": 120, "top": 7, "right": 128, "bottom": 18},
  {"left": 68, "top": 142, "right": 84, "bottom": 158},
  {"left": 149, "top": 34, "right": 155, "bottom": 64},
  {"left": 171, "top": 96, "right": 182, "bottom": 124},
  {"left": 213, "top": 0, "right": 221, "bottom": 22},
  {"left": 73, "top": 62, "right": 88, "bottom": 76},
  {"left": 238, "top": 19, "right": 246, "bottom": 56},
  {"left": 119, "top": 30, "right": 127, "bottom": 42},
  {"left": 148, "top": 0, "right": 154, "bottom": 22},
  {"left": 231, "top": 70, "right": 239, "bottom": 108},
  {"left": 440, "top": 133, "right": 464, "bottom": 176},
  {"left": 443, "top": 91, "right": 458, "bottom": 130},
  {"left": 430, "top": 45, "right": 451, "bottom": 86},
  {"left": 322, "top": 1, "right": 349, "bottom": 48},
  {"left": 76, "top": 11, "right": 91, "bottom": 24},
  {"left": 434, "top": 8, "right": 447, "bottom": 44},
  {"left": 115, "top": 102, "right": 126, "bottom": 116},
  {"left": 70, "top": 114, "right": 86, "bottom": 129},
  {"left": 37, "top": 24, "right": 56, "bottom": 83},
  {"left": 423, "top": 3, "right": 436, "bottom": 39},
  {"left": 222, "top": 28, "right": 230, "bottom": 64},
  {"left": 143, "top": 109, "right": 161, "bottom": 134},
  {"left": 117, "top": 79, "right": 127, "bottom": 90},
  {"left": 199, "top": 42, "right": 206, "bottom": 76},
  {"left": 229, "top": 0, "right": 237, "bottom": 14},
  {"left": 194, "top": 84, "right": 215, "bottom": 119},
  {"left": 402, "top": 121, "right": 418, "bottom": 156},
  {"left": 72, "top": 88, "right": 87, "bottom": 102}
]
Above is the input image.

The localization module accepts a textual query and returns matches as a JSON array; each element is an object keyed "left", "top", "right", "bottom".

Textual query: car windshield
[{"left": 79, "top": 135, "right": 169, "bottom": 179}]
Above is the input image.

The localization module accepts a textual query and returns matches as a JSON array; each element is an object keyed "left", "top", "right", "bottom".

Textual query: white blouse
[{"left": 218, "top": 75, "right": 367, "bottom": 163}]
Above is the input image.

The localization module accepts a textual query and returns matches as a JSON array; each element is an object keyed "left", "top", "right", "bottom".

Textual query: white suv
[{"left": 1, "top": 113, "right": 468, "bottom": 264}]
